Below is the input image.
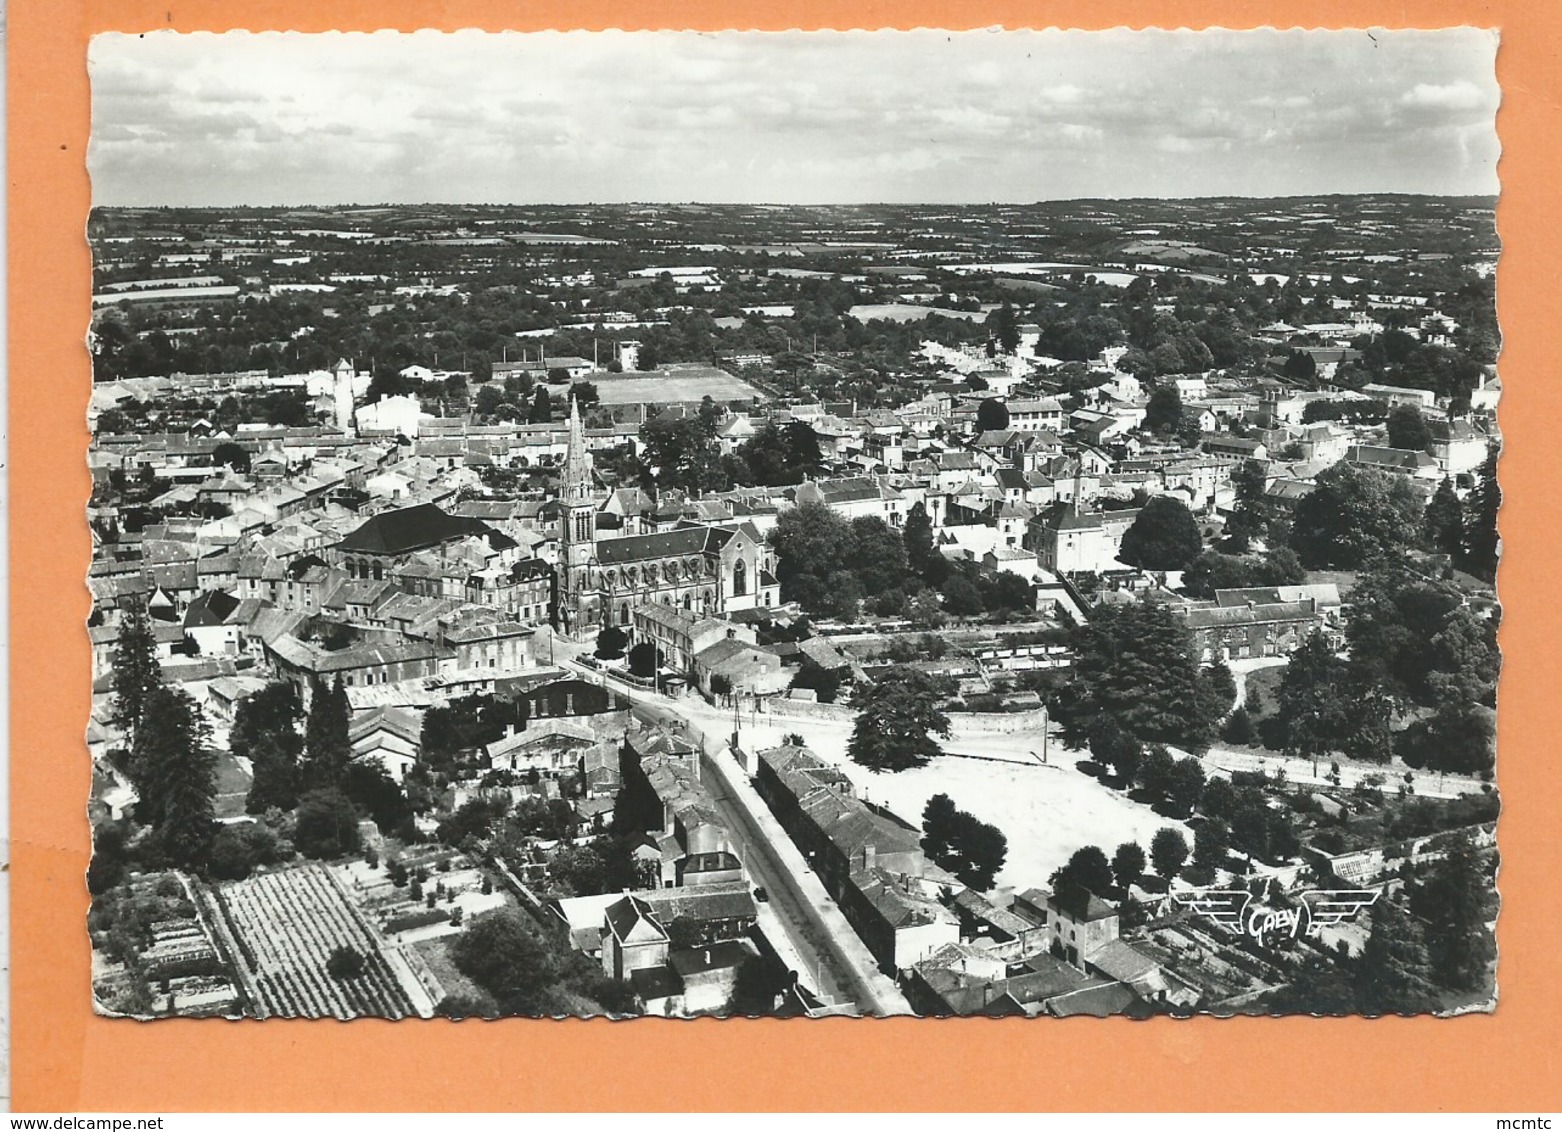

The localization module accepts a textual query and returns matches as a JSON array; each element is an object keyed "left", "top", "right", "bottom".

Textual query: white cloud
[
  {"left": 1401, "top": 79, "right": 1488, "bottom": 110},
  {"left": 87, "top": 27, "right": 1500, "bottom": 206}
]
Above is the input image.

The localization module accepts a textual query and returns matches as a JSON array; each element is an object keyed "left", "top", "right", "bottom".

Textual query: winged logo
[
  {"left": 1171, "top": 888, "right": 1253, "bottom": 929},
  {"left": 1299, "top": 888, "right": 1380, "bottom": 929},
  {"left": 1174, "top": 885, "right": 1380, "bottom": 945}
]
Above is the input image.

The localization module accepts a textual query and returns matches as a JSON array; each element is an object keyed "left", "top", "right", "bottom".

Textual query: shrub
[
  {"left": 384, "top": 907, "right": 451, "bottom": 934},
  {"left": 326, "top": 946, "right": 366, "bottom": 980}
]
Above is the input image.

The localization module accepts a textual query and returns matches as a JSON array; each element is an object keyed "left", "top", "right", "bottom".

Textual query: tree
[
  {"left": 293, "top": 788, "right": 361, "bottom": 859},
  {"left": 1150, "top": 827, "right": 1189, "bottom": 880},
  {"left": 1397, "top": 698, "right": 1496, "bottom": 776},
  {"left": 1051, "top": 845, "right": 1115, "bottom": 896},
  {"left": 627, "top": 641, "right": 659, "bottom": 678},
  {"left": 980, "top": 571, "right": 1034, "bottom": 616},
  {"left": 528, "top": 386, "right": 553, "bottom": 423},
  {"left": 1119, "top": 496, "right": 1204, "bottom": 571},
  {"left": 1424, "top": 477, "right": 1465, "bottom": 559},
  {"left": 208, "top": 822, "right": 284, "bottom": 882},
  {"left": 1196, "top": 661, "right": 1237, "bottom": 726},
  {"left": 1166, "top": 757, "right": 1206, "bottom": 816},
  {"left": 1228, "top": 790, "right": 1273, "bottom": 863},
  {"left": 326, "top": 946, "right": 366, "bottom": 980},
  {"left": 111, "top": 594, "right": 162, "bottom": 737},
  {"left": 570, "top": 381, "right": 600, "bottom": 410},
  {"left": 1225, "top": 460, "right": 1270, "bottom": 551},
  {"left": 920, "top": 794, "right": 1008, "bottom": 891},
  {"left": 847, "top": 666, "right": 951, "bottom": 773},
  {"left": 1282, "top": 349, "right": 1317, "bottom": 382},
  {"left": 1061, "top": 602, "right": 1214, "bottom": 750},
  {"left": 1463, "top": 444, "right": 1501, "bottom": 581},
  {"left": 640, "top": 409, "right": 725, "bottom": 494},
  {"left": 789, "top": 659, "right": 843, "bottom": 705},
  {"left": 1277, "top": 631, "right": 1348, "bottom": 767},
  {"left": 594, "top": 626, "right": 629, "bottom": 660},
  {"left": 1089, "top": 717, "right": 1142, "bottom": 782},
  {"left": 769, "top": 503, "right": 912, "bottom": 618},
  {"left": 1386, "top": 405, "right": 1433, "bottom": 452},
  {"left": 902, "top": 501, "right": 940, "bottom": 581},
  {"left": 1354, "top": 898, "right": 1437, "bottom": 1015},
  {"left": 1112, "top": 841, "right": 1147, "bottom": 891},
  {"left": 1201, "top": 777, "right": 1236, "bottom": 823},
  {"left": 343, "top": 761, "right": 414, "bottom": 834},
  {"left": 1291, "top": 464, "right": 1423, "bottom": 569},
  {"left": 450, "top": 910, "right": 561, "bottom": 1016},
  {"left": 990, "top": 300, "right": 1021, "bottom": 355},
  {"left": 920, "top": 794, "right": 959, "bottom": 864},
  {"left": 130, "top": 684, "right": 216, "bottom": 868},
  {"left": 1144, "top": 383, "right": 1185, "bottom": 435},
  {"left": 1192, "top": 819, "right": 1230, "bottom": 875},
  {"left": 976, "top": 398, "right": 1010, "bottom": 432},
  {"left": 1410, "top": 834, "right": 1496, "bottom": 992},
  {"left": 212, "top": 441, "right": 250, "bottom": 473},
  {"left": 233, "top": 682, "right": 303, "bottom": 814},
  {"left": 302, "top": 677, "right": 351, "bottom": 791},
  {"left": 728, "top": 952, "right": 793, "bottom": 1017},
  {"left": 1221, "top": 706, "right": 1255, "bottom": 745},
  {"left": 732, "top": 421, "right": 823, "bottom": 486},
  {"left": 1138, "top": 744, "right": 1176, "bottom": 798},
  {"left": 940, "top": 573, "right": 984, "bottom": 618}
]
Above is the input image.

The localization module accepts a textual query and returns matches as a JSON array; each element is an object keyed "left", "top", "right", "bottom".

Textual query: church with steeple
[
  {"left": 557, "top": 397, "right": 600, "bottom": 633},
  {"left": 554, "top": 398, "right": 780, "bottom": 637}
]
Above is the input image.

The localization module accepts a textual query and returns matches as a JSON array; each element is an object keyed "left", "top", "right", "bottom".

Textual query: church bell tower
[{"left": 558, "top": 396, "right": 597, "bottom": 632}]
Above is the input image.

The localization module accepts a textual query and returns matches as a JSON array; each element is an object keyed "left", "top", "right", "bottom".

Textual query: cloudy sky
[{"left": 89, "top": 28, "right": 1500, "bottom": 206}]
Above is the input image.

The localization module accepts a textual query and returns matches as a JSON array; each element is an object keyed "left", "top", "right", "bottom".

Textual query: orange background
[{"left": 10, "top": 0, "right": 1562, "bottom": 1112}]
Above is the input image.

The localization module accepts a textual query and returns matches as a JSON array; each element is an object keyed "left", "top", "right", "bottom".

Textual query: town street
[{"left": 556, "top": 646, "right": 911, "bottom": 1014}]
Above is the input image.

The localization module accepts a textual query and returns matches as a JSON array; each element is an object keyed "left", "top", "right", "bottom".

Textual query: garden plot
[
  {"left": 213, "top": 863, "right": 429, "bottom": 1019},
  {"left": 335, "top": 849, "right": 507, "bottom": 945}
]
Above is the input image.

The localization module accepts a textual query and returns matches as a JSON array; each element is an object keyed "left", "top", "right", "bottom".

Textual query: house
[
  {"left": 1201, "top": 434, "right": 1268, "bottom": 462},
  {"left": 264, "top": 634, "right": 443, "bottom": 704},
  {"left": 1345, "top": 445, "right": 1440, "bottom": 480},
  {"left": 600, "top": 895, "right": 670, "bottom": 981},
  {"left": 1361, "top": 383, "right": 1437, "bottom": 410},
  {"left": 753, "top": 743, "right": 958, "bottom": 969},
  {"left": 1025, "top": 502, "right": 1141, "bottom": 575},
  {"left": 632, "top": 606, "right": 755, "bottom": 673},
  {"left": 1013, "top": 884, "right": 1120, "bottom": 970},
  {"left": 621, "top": 728, "right": 737, "bottom": 886},
  {"left": 691, "top": 636, "right": 790, "bottom": 701},
  {"left": 1006, "top": 397, "right": 1066, "bottom": 432},
  {"left": 181, "top": 589, "right": 246, "bottom": 656},
  {"left": 1427, "top": 419, "right": 1490, "bottom": 476},
  {"left": 791, "top": 476, "right": 907, "bottom": 526},
  {"left": 348, "top": 706, "right": 423, "bottom": 782},
  {"left": 1175, "top": 597, "right": 1337, "bottom": 662}
]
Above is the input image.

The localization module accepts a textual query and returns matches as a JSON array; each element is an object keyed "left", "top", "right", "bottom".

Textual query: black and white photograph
[{"left": 84, "top": 27, "right": 1501, "bottom": 1022}]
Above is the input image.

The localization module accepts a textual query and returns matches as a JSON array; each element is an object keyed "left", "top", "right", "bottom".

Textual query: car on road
[{"left": 753, "top": 886, "right": 768, "bottom": 902}]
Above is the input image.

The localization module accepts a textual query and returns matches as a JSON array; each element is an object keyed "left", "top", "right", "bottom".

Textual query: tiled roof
[{"left": 336, "top": 503, "right": 493, "bottom": 555}]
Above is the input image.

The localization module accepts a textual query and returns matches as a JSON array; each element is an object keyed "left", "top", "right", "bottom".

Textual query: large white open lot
[{"left": 666, "top": 694, "right": 1190, "bottom": 893}]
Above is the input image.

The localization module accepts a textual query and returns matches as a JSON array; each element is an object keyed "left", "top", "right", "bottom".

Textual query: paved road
[{"left": 564, "top": 652, "right": 911, "bottom": 1015}]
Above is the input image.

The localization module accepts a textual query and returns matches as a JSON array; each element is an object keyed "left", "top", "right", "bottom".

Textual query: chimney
[{"left": 863, "top": 843, "right": 877, "bottom": 872}]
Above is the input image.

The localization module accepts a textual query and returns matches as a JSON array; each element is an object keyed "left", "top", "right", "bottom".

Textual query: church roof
[
  {"left": 336, "top": 503, "right": 492, "bottom": 556},
  {"left": 596, "top": 525, "right": 736, "bottom": 565}
]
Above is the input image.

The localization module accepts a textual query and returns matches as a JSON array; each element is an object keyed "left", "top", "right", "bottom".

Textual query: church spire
[{"left": 565, "top": 393, "right": 591, "bottom": 504}]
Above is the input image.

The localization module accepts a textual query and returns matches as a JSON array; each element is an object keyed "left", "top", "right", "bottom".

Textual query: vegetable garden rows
[{"left": 214, "top": 864, "right": 420, "bottom": 1019}]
